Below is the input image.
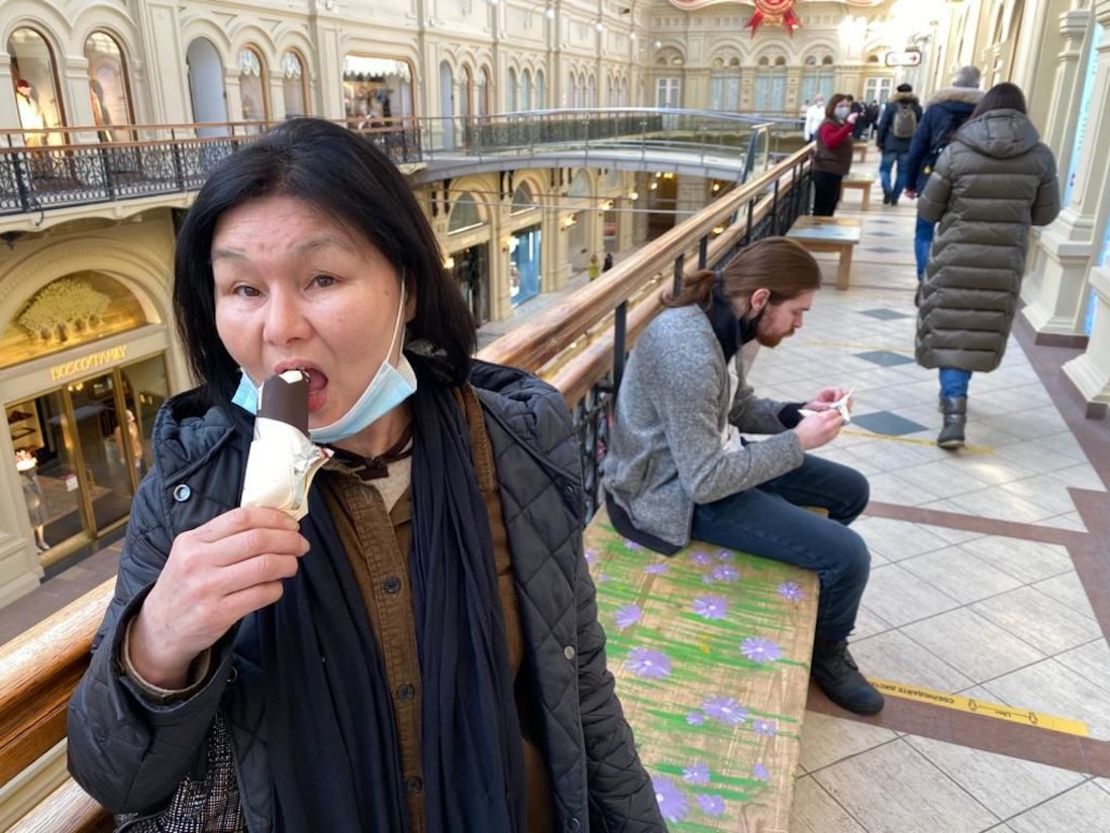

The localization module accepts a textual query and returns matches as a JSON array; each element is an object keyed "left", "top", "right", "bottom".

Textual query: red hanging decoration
[{"left": 746, "top": 0, "right": 802, "bottom": 36}]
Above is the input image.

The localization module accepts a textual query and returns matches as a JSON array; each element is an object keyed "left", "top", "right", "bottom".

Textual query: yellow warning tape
[
  {"left": 869, "top": 679, "right": 1089, "bottom": 737},
  {"left": 839, "top": 428, "right": 995, "bottom": 456}
]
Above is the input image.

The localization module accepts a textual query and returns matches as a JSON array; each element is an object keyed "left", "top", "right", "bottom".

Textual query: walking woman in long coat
[{"left": 916, "top": 83, "right": 1059, "bottom": 448}]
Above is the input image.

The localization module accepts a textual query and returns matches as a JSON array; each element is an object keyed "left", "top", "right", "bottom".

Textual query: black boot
[
  {"left": 937, "top": 397, "right": 967, "bottom": 450},
  {"left": 882, "top": 191, "right": 891, "bottom": 205},
  {"left": 811, "top": 639, "right": 884, "bottom": 715}
]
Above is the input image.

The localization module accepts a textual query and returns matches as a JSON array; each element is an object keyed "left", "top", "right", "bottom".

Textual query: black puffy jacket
[{"left": 67, "top": 361, "right": 665, "bottom": 833}]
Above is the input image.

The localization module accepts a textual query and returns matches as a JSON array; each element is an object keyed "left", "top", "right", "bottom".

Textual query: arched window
[
  {"left": 448, "top": 192, "right": 483, "bottom": 233},
  {"left": 342, "top": 56, "right": 413, "bottom": 123},
  {"left": 9, "top": 27, "right": 66, "bottom": 145},
  {"left": 709, "top": 53, "right": 741, "bottom": 111},
  {"left": 507, "top": 67, "right": 518, "bottom": 111},
  {"left": 801, "top": 52, "right": 835, "bottom": 106},
  {"left": 535, "top": 69, "right": 546, "bottom": 109},
  {"left": 511, "top": 181, "right": 537, "bottom": 213},
  {"left": 753, "top": 54, "right": 788, "bottom": 112},
  {"left": 281, "top": 50, "right": 308, "bottom": 117},
  {"left": 477, "top": 66, "right": 490, "bottom": 117},
  {"left": 187, "top": 38, "right": 229, "bottom": 134},
  {"left": 522, "top": 68, "right": 532, "bottom": 110},
  {"left": 238, "top": 46, "right": 268, "bottom": 122},
  {"left": 84, "top": 31, "right": 133, "bottom": 141},
  {"left": 458, "top": 66, "right": 472, "bottom": 121},
  {"left": 588, "top": 74, "right": 597, "bottom": 108}
]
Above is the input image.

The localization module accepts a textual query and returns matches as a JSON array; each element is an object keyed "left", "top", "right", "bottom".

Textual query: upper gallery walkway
[{"left": 0, "top": 109, "right": 799, "bottom": 232}]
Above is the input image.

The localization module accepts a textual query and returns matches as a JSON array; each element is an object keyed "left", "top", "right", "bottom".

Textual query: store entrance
[{"left": 8, "top": 354, "right": 167, "bottom": 570}]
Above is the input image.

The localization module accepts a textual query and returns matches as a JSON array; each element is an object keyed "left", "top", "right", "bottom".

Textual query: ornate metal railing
[{"left": 0, "top": 110, "right": 793, "bottom": 218}]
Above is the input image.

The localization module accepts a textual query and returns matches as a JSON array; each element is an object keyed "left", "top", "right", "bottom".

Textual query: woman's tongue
[{"left": 302, "top": 368, "right": 328, "bottom": 412}]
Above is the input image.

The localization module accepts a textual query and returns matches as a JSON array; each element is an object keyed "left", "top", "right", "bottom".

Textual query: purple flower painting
[
  {"left": 752, "top": 718, "right": 778, "bottom": 737},
  {"left": 683, "top": 761, "right": 710, "bottom": 786},
  {"left": 652, "top": 776, "right": 689, "bottom": 823},
  {"left": 690, "top": 550, "right": 714, "bottom": 567},
  {"left": 692, "top": 595, "right": 729, "bottom": 620},
  {"left": 704, "top": 564, "right": 740, "bottom": 584},
  {"left": 741, "top": 637, "right": 783, "bottom": 663},
  {"left": 643, "top": 563, "right": 669, "bottom": 575},
  {"left": 777, "top": 581, "right": 806, "bottom": 602},
  {"left": 623, "top": 539, "right": 643, "bottom": 552},
  {"left": 584, "top": 549, "right": 599, "bottom": 567},
  {"left": 686, "top": 711, "right": 706, "bottom": 726},
  {"left": 613, "top": 604, "right": 642, "bottom": 631},
  {"left": 627, "top": 647, "right": 672, "bottom": 680},
  {"left": 701, "top": 696, "right": 748, "bottom": 725},
  {"left": 715, "top": 550, "right": 735, "bottom": 562},
  {"left": 752, "top": 763, "right": 770, "bottom": 782},
  {"left": 697, "top": 793, "right": 726, "bottom": 817}
]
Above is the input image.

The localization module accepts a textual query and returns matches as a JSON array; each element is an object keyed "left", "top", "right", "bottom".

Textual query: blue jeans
[
  {"left": 939, "top": 368, "right": 971, "bottom": 399},
  {"left": 880, "top": 150, "right": 909, "bottom": 200},
  {"left": 691, "top": 454, "right": 871, "bottom": 642},
  {"left": 914, "top": 216, "right": 935, "bottom": 280}
]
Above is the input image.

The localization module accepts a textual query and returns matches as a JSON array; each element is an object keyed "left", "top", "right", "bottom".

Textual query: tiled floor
[{"left": 742, "top": 185, "right": 1110, "bottom": 831}]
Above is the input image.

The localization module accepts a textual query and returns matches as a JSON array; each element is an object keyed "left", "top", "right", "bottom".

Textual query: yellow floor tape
[
  {"left": 870, "top": 679, "right": 1089, "bottom": 737},
  {"left": 839, "top": 428, "right": 995, "bottom": 456}
]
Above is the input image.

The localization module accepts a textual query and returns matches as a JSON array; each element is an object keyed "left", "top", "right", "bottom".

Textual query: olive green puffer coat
[{"left": 916, "top": 109, "right": 1059, "bottom": 372}]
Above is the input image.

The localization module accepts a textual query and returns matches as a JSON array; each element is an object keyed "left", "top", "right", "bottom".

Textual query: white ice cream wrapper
[{"left": 240, "top": 417, "right": 331, "bottom": 520}]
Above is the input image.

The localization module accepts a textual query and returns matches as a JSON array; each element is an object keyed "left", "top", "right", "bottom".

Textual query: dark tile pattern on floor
[
  {"left": 856, "top": 349, "right": 915, "bottom": 366},
  {"left": 853, "top": 411, "right": 928, "bottom": 436},
  {"left": 864, "top": 246, "right": 902, "bottom": 254},
  {"left": 860, "top": 309, "right": 912, "bottom": 321}
]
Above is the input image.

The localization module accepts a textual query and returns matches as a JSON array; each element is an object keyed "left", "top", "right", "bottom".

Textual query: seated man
[{"left": 602, "top": 237, "right": 883, "bottom": 715}]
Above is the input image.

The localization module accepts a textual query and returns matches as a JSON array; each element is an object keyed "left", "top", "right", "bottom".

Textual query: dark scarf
[
  {"left": 259, "top": 358, "right": 525, "bottom": 833},
  {"left": 706, "top": 273, "right": 763, "bottom": 362}
]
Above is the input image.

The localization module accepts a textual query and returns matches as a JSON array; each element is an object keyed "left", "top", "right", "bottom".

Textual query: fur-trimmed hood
[
  {"left": 926, "top": 86, "right": 984, "bottom": 108},
  {"left": 890, "top": 91, "right": 919, "bottom": 106}
]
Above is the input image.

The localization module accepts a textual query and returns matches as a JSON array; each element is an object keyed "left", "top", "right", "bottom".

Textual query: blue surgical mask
[
  {"left": 834, "top": 106, "right": 850, "bottom": 120},
  {"left": 231, "top": 283, "right": 417, "bottom": 444}
]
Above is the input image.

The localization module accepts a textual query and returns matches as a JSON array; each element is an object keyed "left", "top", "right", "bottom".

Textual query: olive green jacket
[{"left": 916, "top": 109, "right": 1059, "bottom": 372}]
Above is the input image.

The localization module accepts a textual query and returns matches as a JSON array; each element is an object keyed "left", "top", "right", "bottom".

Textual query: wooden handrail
[
  {"left": 476, "top": 143, "right": 812, "bottom": 373},
  {"left": 550, "top": 188, "right": 780, "bottom": 407},
  {"left": 0, "top": 578, "right": 114, "bottom": 789},
  {"left": 6, "top": 778, "right": 111, "bottom": 833}
]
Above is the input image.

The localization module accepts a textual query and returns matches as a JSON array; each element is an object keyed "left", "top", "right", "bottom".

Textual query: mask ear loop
[{"left": 386, "top": 271, "right": 408, "bottom": 366}]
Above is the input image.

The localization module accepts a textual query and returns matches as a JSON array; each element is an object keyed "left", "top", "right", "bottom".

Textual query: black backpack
[{"left": 923, "top": 110, "right": 970, "bottom": 174}]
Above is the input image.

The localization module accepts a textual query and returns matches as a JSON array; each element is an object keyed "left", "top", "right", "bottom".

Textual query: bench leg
[
  {"left": 861, "top": 188, "right": 870, "bottom": 211},
  {"left": 837, "top": 246, "right": 853, "bottom": 291}
]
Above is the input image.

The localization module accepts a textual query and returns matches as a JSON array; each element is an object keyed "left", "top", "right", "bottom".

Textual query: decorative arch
[{"left": 447, "top": 191, "right": 486, "bottom": 233}]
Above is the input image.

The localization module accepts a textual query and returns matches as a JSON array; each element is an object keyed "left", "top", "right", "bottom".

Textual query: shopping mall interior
[{"left": 1, "top": 0, "right": 1109, "bottom": 831}]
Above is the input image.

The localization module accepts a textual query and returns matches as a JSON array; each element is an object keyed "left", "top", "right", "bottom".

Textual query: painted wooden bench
[
  {"left": 786, "top": 216, "right": 862, "bottom": 291},
  {"left": 841, "top": 176, "right": 874, "bottom": 210},
  {"left": 586, "top": 507, "right": 819, "bottom": 833}
]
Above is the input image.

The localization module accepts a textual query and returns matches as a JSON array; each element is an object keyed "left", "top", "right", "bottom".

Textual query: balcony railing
[{"left": 0, "top": 110, "right": 796, "bottom": 218}]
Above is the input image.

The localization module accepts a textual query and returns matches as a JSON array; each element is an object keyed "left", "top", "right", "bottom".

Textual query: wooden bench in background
[
  {"left": 840, "top": 176, "right": 874, "bottom": 210},
  {"left": 786, "top": 216, "right": 862, "bottom": 291},
  {"left": 586, "top": 507, "right": 818, "bottom": 832},
  {"left": 851, "top": 143, "right": 868, "bottom": 164}
]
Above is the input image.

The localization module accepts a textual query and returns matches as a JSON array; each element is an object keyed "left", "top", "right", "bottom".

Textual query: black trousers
[{"left": 812, "top": 171, "right": 843, "bottom": 216}]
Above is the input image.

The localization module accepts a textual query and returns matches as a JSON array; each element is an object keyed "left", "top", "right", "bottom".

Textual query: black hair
[{"left": 173, "top": 118, "right": 476, "bottom": 405}]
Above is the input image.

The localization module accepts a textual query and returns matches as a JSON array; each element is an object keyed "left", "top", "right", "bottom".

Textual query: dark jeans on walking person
[
  {"left": 915, "top": 217, "right": 935, "bottom": 279},
  {"left": 880, "top": 150, "right": 909, "bottom": 203},
  {"left": 812, "top": 171, "right": 843, "bottom": 217},
  {"left": 940, "top": 367, "right": 971, "bottom": 399},
  {"left": 690, "top": 454, "right": 871, "bottom": 643}
]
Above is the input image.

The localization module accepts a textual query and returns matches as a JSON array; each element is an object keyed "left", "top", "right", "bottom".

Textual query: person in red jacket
[{"left": 811, "top": 94, "right": 859, "bottom": 216}]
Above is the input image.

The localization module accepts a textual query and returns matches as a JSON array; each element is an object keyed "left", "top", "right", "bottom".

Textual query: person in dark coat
[
  {"left": 66, "top": 118, "right": 665, "bottom": 833},
  {"left": 916, "top": 84, "right": 1060, "bottom": 449},
  {"left": 904, "top": 66, "right": 984, "bottom": 282},
  {"left": 875, "top": 83, "right": 922, "bottom": 205},
  {"left": 812, "top": 94, "right": 858, "bottom": 216}
]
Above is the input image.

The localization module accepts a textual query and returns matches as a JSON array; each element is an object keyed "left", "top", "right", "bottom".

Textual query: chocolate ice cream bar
[
  {"left": 258, "top": 370, "right": 309, "bottom": 434},
  {"left": 240, "top": 370, "right": 331, "bottom": 520}
]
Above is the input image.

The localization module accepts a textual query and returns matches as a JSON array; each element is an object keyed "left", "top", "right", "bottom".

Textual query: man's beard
[{"left": 756, "top": 328, "right": 795, "bottom": 348}]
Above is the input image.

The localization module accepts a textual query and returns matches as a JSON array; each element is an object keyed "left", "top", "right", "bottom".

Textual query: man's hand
[
  {"left": 804, "top": 387, "right": 850, "bottom": 412},
  {"left": 793, "top": 410, "right": 844, "bottom": 451}
]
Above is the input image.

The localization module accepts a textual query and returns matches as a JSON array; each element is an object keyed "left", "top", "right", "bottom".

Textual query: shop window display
[
  {"left": 84, "top": 31, "right": 133, "bottom": 141},
  {"left": 8, "top": 27, "right": 65, "bottom": 146},
  {"left": 282, "top": 51, "right": 308, "bottom": 117},
  {"left": 343, "top": 55, "right": 413, "bottom": 126},
  {"left": 239, "top": 47, "right": 268, "bottom": 123}
]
